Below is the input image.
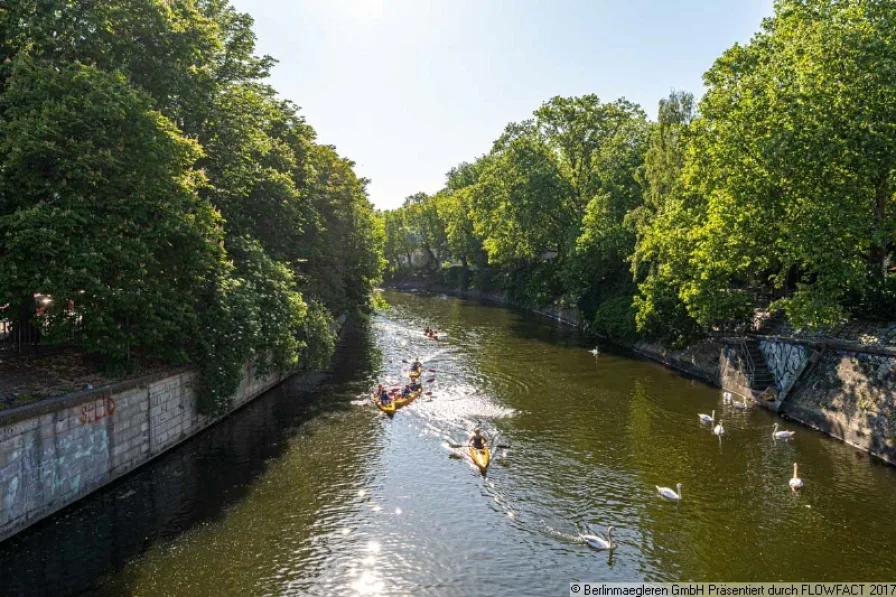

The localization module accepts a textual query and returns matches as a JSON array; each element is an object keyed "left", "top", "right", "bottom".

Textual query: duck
[
  {"left": 789, "top": 463, "right": 804, "bottom": 490},
  {"left": 698, "top": 410, "right": 715, "bottom": 424},
  {"left": 582, "top": 526, "right": 617, "bottom": 551},
  {"left": 773, "top": 423, "right": 796, "bottom": 440},
  {"left": 656, "top": 483, "right": 683, "bottom": 502},
  {"left": 713, "top": 420, "right": 725, "bottom": 436}
]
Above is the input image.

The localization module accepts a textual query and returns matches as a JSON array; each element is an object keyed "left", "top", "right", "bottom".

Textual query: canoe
[
  {"left": 372, "top": 394, "right": 396, "bottom": 416},
  {"left": 469, "top": 446, "right": 490, "bottom": 473},
  {"left": 394, "top": 388, "right": 421, "bottom": 408}
]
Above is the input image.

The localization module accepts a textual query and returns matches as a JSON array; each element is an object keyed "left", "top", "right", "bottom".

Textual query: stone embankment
[{"left": 0, "top": 316, "right": 347, "bottom": 543}]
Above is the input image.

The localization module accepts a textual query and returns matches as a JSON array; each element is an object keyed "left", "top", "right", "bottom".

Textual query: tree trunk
[{"left": 871, "top": 178, "right": 891, "bottom": 280}]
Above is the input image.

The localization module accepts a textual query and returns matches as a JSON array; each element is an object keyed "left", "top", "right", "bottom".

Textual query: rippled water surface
[{"left": 2, "top": 290, "right": 896, "bottom": 596}]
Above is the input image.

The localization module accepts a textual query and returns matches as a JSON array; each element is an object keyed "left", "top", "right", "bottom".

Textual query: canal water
[{"left": 2, "top": 290, "right": 895, "bottom": 596}]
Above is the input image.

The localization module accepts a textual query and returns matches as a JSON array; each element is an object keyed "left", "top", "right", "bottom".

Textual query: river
[{"left": 2, "top": 290, "right": 895, "bottom": 596}]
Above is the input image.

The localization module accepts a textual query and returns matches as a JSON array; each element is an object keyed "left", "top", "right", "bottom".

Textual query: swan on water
[
  {"left": 582, "top": 526, "right": 617, "bottom": 551},
  {"left": 656, "top": 483, "right": 683, "bottom": 501},
  {"left": 733, "top": 398, "right": 747, "bottom": 410},
  {"left": 789, "top": 463, "right": 804, "bottom": 490},
  {"left": 590, "top": 347, "right": 600, "bottom": 356},
  {"left": 723, "top": 392, "right": 733, "bottom": 404},
  {"left": 773, "top": 423, "right": 796, "bottom": 440},
  {"left": 698, "top": 410, "right": 715, "bottom": 424},
  {"left": 713, "top": 420, "right": 725, "bottom": 436}
]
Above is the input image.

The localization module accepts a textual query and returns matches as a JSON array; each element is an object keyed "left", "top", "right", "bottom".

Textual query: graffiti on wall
[
  {"left": 759, "top": 340, "right": 810, "bottom": 391},
  {"left": 80, "top": 394, "right": 115, "bottom": 424}
]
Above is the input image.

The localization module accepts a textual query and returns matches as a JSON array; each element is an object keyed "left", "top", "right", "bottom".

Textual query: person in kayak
[
  {"left": 376, "top": 384, "right": 392, "bottom": 405},
  {"left": 468, "top": 428, "right": 487, "bottom": 450},
  {"left": 410, "top": 358, "right": 422, "bottom": 373},
  {"left": 401, "top": 385, "right": 412, "bottom": 398},
  {"left": 409, "top": 380, "right": 422, "bottom": 393}
]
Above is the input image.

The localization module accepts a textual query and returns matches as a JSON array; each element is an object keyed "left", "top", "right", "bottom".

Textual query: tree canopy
[
  {"left": 0, "top": 0, "right": 384, "bottom": 413},
  {"left": 381, "top": 0, "right": 896, "bottom": 345}
]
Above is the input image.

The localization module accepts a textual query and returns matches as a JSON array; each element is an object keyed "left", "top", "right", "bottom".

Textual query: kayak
[
  {"left": 372, "top": 394, "right": 396, "bottom": 416},
  {"left": 469, "top": 446, "right": 490, "bottom": 473},
  {"left": 394, "top": 388, "right": 422, "bottom": 408},
  {"left": 408, "top": 369, "right": 422, "bottom": 380}
]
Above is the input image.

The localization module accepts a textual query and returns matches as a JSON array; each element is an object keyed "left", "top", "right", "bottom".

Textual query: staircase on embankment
[{"left": 743, "top": 336, "right": 779, "bottom": 406}]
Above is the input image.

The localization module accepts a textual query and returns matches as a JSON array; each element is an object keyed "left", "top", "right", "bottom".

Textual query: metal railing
[{"left": 0, "top": 318, "right": 45, "bottom": 354}]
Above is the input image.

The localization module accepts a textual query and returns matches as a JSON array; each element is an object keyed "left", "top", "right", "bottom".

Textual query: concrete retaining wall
[
  {"left": 783, "top": 349, "right": 896, "bottom": 464},
  {"left": 0, "top": 362, "right": 287, "bottom": 544}
]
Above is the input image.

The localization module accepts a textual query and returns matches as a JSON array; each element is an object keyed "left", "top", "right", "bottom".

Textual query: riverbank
[
  {"left": 0, "top": 315, "right": 349, "bottom": 543},
  {"left": 384, "top": 280, "right": 896, "bottom": 465}
]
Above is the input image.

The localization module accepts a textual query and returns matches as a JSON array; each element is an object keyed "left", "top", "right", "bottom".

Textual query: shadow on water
[{"left": 0, "top": 318, "right": 382, "bottom": 597}]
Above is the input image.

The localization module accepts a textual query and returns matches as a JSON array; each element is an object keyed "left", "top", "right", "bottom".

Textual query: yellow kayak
[
  {"left": 372, "top": 394, "right": 396, "bottom": 416},
  {"left": 394, "top": 389, "right": 422, "bottom": 409},
  {"left": 408, "top": 369, "right": 422, "bottom": 380},
  {"left": 470, "top": 446, "right": 490, "bottom": 473}
]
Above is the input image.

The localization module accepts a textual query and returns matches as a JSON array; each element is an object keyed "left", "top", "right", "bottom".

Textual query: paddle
[
  {"left": 426, "top": 378, "right": 435, "bottom": 383},
  {"left": 400, "top": 359, "right": 433, "bottom": 369},
  {"left": 447, "top": 440, "right": 510, "bottom": 449}
]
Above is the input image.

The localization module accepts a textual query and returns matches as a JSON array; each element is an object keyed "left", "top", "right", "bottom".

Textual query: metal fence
[
  {"left": 0, "top": 312, "right": 79, "bottom": 357},
  {"left": 0, "top": 317, "right": 46, "bottom": 355}
]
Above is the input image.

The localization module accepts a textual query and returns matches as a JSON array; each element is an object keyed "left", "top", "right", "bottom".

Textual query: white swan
[
  {"left": 723, "top": 391, "right": 732, "bottom": 404},
  {"left": 733, "top": 398, "right": 747, "bottom": 410},
  {"left": 698, "top": 410, "right": 715, "bottom": 424},
  {"left": 656, "top": 483, "right": 683, "bottom": 502},
  {"left": 773, "top": 423, "right": 795, "bottom": 440},
  {"left": 789, "top": 463, "right": 804, "bottom": 490},
  {"left": 713, "top": 420, "right": 725, "bottom": 436},
  {"left": 582, "top": 526, "right": 617, "bottom": 551},
  {"left": 589, "top": 347, "right": 600, "bottom": 356}
]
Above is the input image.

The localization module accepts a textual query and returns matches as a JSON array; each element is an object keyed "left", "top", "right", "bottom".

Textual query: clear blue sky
[{"left": 230, "top": 0, "right": 774, "bottom": 210}]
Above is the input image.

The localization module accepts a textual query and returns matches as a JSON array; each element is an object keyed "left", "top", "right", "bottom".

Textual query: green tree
[
  {"left": 199, "top": 85, "right": 309, "bottom": 264},
  {"left": 683, "top": 0, "right": 896, "bottom": 327},
  {"left": 470, "top": 130, "right": 574, "bottom": 265},
  {"left": 300, "top": 144, "right": 384, "bottom": 313},
  {"left": 402, "top": 192, "right": 448, "bottom": 270},
  {"left": 0, "top": 60, "right": 223, "bottom": 364},
  {"left": 0, "top": 0, "right": 385, "bottom": 413},
  {"left": 630, "top": 91, "right": 703, "bottom": 344}
]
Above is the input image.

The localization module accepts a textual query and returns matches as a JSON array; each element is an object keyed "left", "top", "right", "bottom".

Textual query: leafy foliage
[
  {"left": 0, "top": 0, "right": 383, "bottom": 413},
  {"left": 382, "top": 1, "right": 896, "bottom": 346},
  {"left": 635, "top": 1, "right": 896, "bottom": 332},
  {"left": 0, "top": 60, "right": 222, "bottom": 365}
]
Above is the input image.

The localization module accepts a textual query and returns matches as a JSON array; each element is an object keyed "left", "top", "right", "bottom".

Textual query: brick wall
[{"left": 0, "top": 362, "right": 283, "bottom": 543}]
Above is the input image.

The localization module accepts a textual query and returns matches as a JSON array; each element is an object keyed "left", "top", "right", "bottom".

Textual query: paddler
[
  {"left": 410, "top": 357, "right": 422, "bottom": 374},
  {"left": 409, "top": 380, "right": 422, "bottom": 393},
  {"left": 468, "top": 428, "right": 487, "bottom": 450},
  {"left": 376, "top": 384, "right": 392, "bottom": 405},
  {"left": 401, "top": 384, "right": 412, "bottom": 398}
]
